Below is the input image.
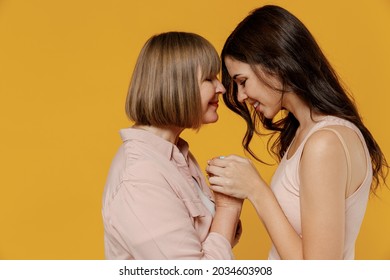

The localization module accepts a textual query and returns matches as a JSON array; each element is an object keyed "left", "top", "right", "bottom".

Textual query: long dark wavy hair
[{"left": 221, "top": 5, "right": 388, "bottom": 192}]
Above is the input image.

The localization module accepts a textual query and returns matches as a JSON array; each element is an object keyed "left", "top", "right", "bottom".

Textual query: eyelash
[{"left": 239, "top": 79, "right": 246, "bottom": 86}]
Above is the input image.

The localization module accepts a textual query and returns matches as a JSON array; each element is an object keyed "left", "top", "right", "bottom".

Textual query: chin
[
  {"left": 262, "top": 110, "right": 277, "bottom": 120},
  {"left": 202, "top": 114, "right": 219, "bottom": 124}
]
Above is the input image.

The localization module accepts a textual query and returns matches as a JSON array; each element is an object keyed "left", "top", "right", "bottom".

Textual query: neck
[
  {"left": 282, "top": 92, "right": 324, "bottom": 130},
  {"left": 133, "top": 124, "right": 183, "bottom": 144}
]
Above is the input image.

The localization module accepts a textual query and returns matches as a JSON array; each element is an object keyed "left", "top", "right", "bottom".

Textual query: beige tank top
[{"left": 268, "top": 116, "right": 372, "bottom": 259}]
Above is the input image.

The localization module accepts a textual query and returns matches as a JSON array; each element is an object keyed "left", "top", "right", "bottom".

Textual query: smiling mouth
[{"left": 253, "top": 101, "right": 260, "bottom": 109}]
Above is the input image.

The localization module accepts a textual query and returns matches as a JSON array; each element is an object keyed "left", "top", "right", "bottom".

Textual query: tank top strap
[{"left": 317, "top": 127, "right": 352, "bottom": 197}]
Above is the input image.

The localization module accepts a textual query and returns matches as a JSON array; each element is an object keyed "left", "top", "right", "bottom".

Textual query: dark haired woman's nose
[{"left": 237, "top": 88, "right": 247, "bottom": 102}]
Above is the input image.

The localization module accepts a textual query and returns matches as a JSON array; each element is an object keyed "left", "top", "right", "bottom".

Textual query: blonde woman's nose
[{"left": 216, "top": 80, "right": 226, "bottom": 94}]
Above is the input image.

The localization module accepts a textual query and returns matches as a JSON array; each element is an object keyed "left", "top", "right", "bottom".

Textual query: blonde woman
[{"left": 102, "top": 32, "right": 242, "bottom": 259}]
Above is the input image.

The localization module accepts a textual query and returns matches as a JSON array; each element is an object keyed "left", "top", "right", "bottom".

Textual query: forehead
[
  {"left": 224, "top": 57, "right": 254, "bottom": 78},
  {"left": 225, "top": 56, "right": 282, "bottom": 87}
]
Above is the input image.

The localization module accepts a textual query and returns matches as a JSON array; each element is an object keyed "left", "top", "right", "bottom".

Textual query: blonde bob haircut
[{"left": 126, "top": 32, "right": 221, "bottom": 129}]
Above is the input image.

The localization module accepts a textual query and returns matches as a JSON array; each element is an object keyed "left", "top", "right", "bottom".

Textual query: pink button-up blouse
[{"left": 102, "top": 128, "right": 234, "bottom": 259}]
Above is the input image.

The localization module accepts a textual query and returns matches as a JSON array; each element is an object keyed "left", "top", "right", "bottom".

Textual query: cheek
[
  {"left": 247, "top": 83, "right": 263, "bottom": 99},
  {"left": 200, "top": 89, "right": 213, "bottom": 104},
  {"left": 200, "top": 95, "right": 210, "bottom": 110},
  {"left": 200, "top": 85, "right": 209, "bottom": 97},
  {"left": 261, "top": 89, "right": 280, "bottom": 105}
]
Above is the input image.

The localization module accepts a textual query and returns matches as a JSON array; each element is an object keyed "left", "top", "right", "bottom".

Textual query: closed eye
[
  {"left": 205, "top": 75, "right": 217, "bottom": 82},
  {"left": 239, "top": 79, "right": 246, "bottom": 86}
]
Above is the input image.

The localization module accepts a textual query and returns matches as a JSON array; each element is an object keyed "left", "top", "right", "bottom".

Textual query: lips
[{"left": 209, "top": 101, "right": 219, "bottom": 108}]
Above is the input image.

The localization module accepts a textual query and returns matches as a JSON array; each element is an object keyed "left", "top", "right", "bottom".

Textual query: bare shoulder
[
  {"left": 300, "top": 128, "right": 349, "bottom": 184},
  {"left": 302, "top": 128, "right": 347, "bottom": 159},
  {"left": 300, "top": 124, "right": 367, "bottom": 196},
  {"left": 299, "top": 128, "right": 349, "bottom": 201},
  {"left": 303, "top": 124, "right": 365, "bottom": 162}
]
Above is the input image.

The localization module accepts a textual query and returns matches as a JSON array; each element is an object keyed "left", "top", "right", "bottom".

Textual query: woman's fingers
[
  {"left": 208, "top": 154, "right": 249, "bottom": 168},
  {"left": 206, "top": 154, "right": 257, "bottom": 200},
  {"left": 208, "top": 183, "right": 227, "bottom": 194},
  {"left": 207, "top": 156, "right": 243, "bottom": 184},
  {"left": 208, "top": 173, "right": 229, "bottom": 187},
  {"left": 207, "top": 163, "right": 238, "bottom": 181},
  {"left": 206, "top": 164, "right": 222, "bottom": 177},
  {"left": 209, "top": 179, "right": 247, "bottom": 199},
  {"left": 207, "top": 157, "right": 228, "bottom": 168}
]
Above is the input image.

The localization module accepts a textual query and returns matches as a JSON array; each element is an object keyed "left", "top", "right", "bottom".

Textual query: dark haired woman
[{"left": 207, "top": 5, "right": 388, "bottom": 259}]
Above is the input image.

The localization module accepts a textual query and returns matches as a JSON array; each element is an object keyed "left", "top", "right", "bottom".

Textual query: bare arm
[
  {"left": 210, "top": 192, "right": 243, "bottom": 246},
  {"left": 207, "top": 130, "right": 348, "bottom": 259},
  {"left": 299, "top": 130, "right": 346, "bottom": 259},
  {"left": 207, "top": 155, "right": 303, "bottom": 259}
]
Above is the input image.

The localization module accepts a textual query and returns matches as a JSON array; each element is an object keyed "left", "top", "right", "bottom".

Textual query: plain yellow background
[{"left": 0, "top": 0, "right": 389, "bottom": 259}]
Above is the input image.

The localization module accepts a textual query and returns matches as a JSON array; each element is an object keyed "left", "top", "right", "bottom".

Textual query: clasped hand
[{"left": 206, "top": 155, "right": 265, "bottom": 201}]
